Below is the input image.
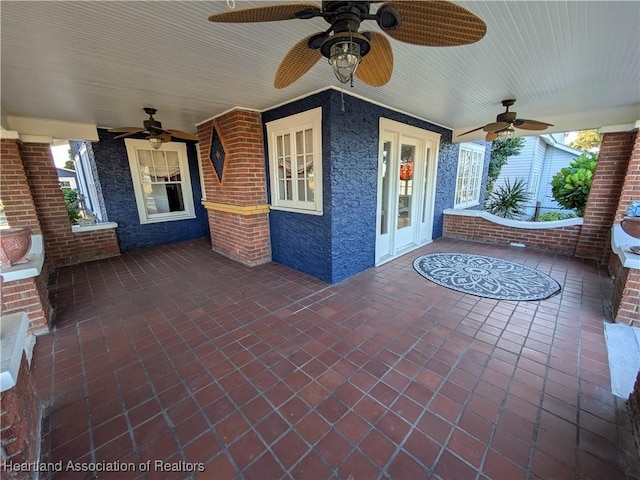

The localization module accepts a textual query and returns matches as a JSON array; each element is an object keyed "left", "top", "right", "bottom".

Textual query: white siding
[
  {"left": 494, "top": 136, "right": 539, "bottom": 191},
  {"left": 538, "top": 146, "right": 580, "bottom": 212}
]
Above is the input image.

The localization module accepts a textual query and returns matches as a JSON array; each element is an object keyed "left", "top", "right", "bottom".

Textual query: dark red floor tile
[
  {"left": 202, "top": 451, "right": 239, "bottom": 480},
  {"left": 290, "top": 452, "right": 332, "bottom": 480},
  {"left": 483, "top": 449, "right": 527, "bottom": 479},
  {"left": 447, "top": 427, "right": 485, "bottom": 468},
  {"left": 296, "top": 411, "right": 331, "bottom": 445},
  {"left": 376, "top": 411, "right": 411, "bottom": 444},
  {"left": 215, "top": 411, "right": 250, "bottom": 445},
  {"left": 243, "top": 451, "right": 285, "bottom": 479},
  {"left": 272, "top": 431, "right": 310, "bottom": 469},
  {"left": 316, "top": 430, "right": 352, "bottom": 467},
  {"left": 183, "top": 430, "right": 222, "bottom": 464},
  {"left": 402, "top": 429, "right": 440, "bottom": 466},
  {"left": 92, "top": 414, "right": 129, "bottom": 449},
  {"left": 227, "top": 430, "right": 265, "bottom": 469},
  {"left": 434, "top": 449, "right": 478, "bottom": 480},
  {"left": 174, "top": 411, "right": 210, "bottom": 446},
  {"left": 387, "top": 450, "right": 429, "bottom": 479},
  {"left": 255, "top": 411, "right": 288, "bottom": 445},
  {"left": 359, "top": 430, "right": 396, "bottom": 469},
  {"left": 339, "top": 451, "right": 382, "bottom": 479}
]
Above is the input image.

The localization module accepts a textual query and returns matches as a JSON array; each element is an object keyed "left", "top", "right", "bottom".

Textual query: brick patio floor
[{"left": 32, "top": 237, "right": 640, "bottom": 479}]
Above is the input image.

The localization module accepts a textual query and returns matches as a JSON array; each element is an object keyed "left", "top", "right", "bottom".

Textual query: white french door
[{"left": 375, "top": 119, "right": 440, "bottom": 265}]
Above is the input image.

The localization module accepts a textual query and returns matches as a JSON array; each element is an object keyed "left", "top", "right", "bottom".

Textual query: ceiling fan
[
  {"left": 458, "top": 99, "right": 554, "bottom": 141},
  {"left": 108, "top": 108, "right": 199, "bottom": 149},
  {"left": 208, "top": 1, "right": 487, "bottom": 88}
]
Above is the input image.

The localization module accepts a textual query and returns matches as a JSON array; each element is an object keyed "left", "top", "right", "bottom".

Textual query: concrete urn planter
[
  {"left": 621, "top": 217, "right": 640, "bottom": 240},
  {"left": 0, "top": 227, "right": 32, "bottom": 267}
]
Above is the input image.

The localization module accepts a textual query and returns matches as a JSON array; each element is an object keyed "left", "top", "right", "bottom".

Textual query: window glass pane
[
  {"left": 305, "top": 129, "right": 313, "bottom": 154},
  {"left": 296, "top": 155, "right": 305, "bottom": 179},
  {"left": 166, "top": 152, "right": 181, "bottom": 181},
  {"left": 276, "top": 135, "right": 283, "bottom": 158},
  {"left": 284, "top": 134, "right": 291, "bottom": 156},
  {"left": 278, "top": 179, "right": 286, "bottom": 200},
  {"left": 296, "top": 131, "right": 303, "bottom": 156},
  {"left": 138, "top": 150, "right": 153, "bottom": 179},
  {"left": 298, "top": 179, "right": 306, "bottom": 201}
]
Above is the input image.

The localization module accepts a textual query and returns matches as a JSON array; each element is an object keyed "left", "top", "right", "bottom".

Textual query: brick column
[
  {"left": 0, "top": 139, "right": 41, "bottom": 233},
  {"left": 575, "top": 131, "right": 636, "bottom": 260},
  {"left": 1, "top": 139, "right": 50, "bottom": 332},
  {"left": 19, "top": 142, "right": 76, "bottom": 265},
  {"left": 197, "top": 109, "right": 271, "bottom": 266},
  {"left": 0, "top": 356, "right": 39, "bottom": 479},
  {"left": 616, "top": 128, "right": 640, "bottom": 221}
]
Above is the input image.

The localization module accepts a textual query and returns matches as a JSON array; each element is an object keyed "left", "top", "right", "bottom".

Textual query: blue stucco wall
[
  {"left": 91, "top": 129, "right": 209, "bottom": 251},
  {"left": 434, "top": 140, "right": 493, "bottom": 236},
  {"left": 263, "top": 89, "right": 459, "bottom": 284}
]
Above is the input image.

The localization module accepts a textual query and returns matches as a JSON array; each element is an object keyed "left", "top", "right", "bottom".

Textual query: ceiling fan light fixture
[
  {"left": 148, "top": 136, "right": 163, "bottom": 150},
  {"left": 498, "top": 127, "right": 515, "bottom": 140},
  {"left": 329, "top": 40, "right": 361, "bottom": 83}
]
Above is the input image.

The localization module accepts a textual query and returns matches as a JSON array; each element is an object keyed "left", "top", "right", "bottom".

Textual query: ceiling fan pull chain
[{"left": 226, "top": 0, "right": 235, "bottom": 10}]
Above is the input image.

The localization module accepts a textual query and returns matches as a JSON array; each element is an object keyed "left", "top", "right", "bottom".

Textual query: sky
[{"left": 51, "top": 144, "right": 71, "bottom": 168}]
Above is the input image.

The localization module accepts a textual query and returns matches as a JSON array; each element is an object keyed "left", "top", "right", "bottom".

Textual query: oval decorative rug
[{"left": 413, "top": 253, "right": 561, "bottom": 301}]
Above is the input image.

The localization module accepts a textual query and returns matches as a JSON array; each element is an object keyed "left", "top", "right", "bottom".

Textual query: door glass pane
[
  {"left": 380, "top": 141, "right": 391, "bottom": 234},
  {"left": 422, "top": 148, "right": 430, "bottom": 223},
  {"left": 398, "top": 144, "right": 415, "bottom": 229}
]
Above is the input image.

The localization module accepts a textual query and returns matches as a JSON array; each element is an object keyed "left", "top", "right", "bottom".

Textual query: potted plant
[
  {"left": 0, "top": 227, "right": 32, "bottom": 267},
  {"left": 621, "top": 200, "right": 640, "bottom": 239}
]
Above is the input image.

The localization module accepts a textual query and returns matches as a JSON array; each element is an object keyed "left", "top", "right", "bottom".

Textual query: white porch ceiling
[{"left": 1, "top": 1, "right": 639, "bottom": 141}]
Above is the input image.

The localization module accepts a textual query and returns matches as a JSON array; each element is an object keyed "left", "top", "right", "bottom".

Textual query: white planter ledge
[
  {"left": 0, "top": 234, "right": 44, "bottom": 282},
  {"left": 444, "top": 209, "right": 584, "bottom": 230},
  {"left": 72, "top": 221, "right": 118, "bottom": 234},
  {"left": 611, "top": 224, "right": 640, "bottom": 269},
  {"left": 0, "top": 312, "right": 29, "bottom": 392}
]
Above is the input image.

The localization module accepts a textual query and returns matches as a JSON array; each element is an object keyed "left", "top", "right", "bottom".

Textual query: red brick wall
[
  {"left": 0, "top": 268, "right": 51, "bottom": 333},
  {"left": 0, "top": 355, "right": 39, "bottom": 480},
  {"left": 19, "top": 142, "right": 79, "bottom": 264},
  {"left": 197, "top": 110, "right": 271, "bottom": 266},
  {"left": 575, "top": 131, "right": 636, "bottom": 260},
  {"left": 0, "top": 139, "right": 41, "bottom": 233},
  {"left": 609, "top": 254, "right": 640, "bottom": 326},
  {"left": 616, "top": 129, "right": 640, "bottom": 221},
  {"left": 18, "top": 142, "right": 120, "bottom": 266},
  {"left": 443, "top": 214, "right": 582, "bottom": 254}
]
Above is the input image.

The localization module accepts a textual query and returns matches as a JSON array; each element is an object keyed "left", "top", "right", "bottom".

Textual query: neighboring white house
[
  {"left": 56, "top": 167, "right": 77, "bottom": 189},
  {"left": 494, "top": 134, "right": 586, "bottom": 215}
]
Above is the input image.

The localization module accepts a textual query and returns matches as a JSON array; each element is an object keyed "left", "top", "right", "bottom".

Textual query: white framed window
[
  {"left": 125, "top": 139, "right": 196, "bottom": 224},
  {"left": 454, "top": 143, "right": 486, "bottom": 209},
  {"left": 266, "top": 107, "right": 323, "bottom": 215}
]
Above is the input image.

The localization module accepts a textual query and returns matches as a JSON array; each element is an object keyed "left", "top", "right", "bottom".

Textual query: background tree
[
  {"left": 485, "top": 137, "right": 525, "bottom": 197},
  {"left": 550, "top": 153, "right": 598, "bottom": 216},
  {"left": 569, "top": 129, "right": 602, "bottom": 153},
  {"left": 63, "top": 149, "right": 75, "bottom": 170}
]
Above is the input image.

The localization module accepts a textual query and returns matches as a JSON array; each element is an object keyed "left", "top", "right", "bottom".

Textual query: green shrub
[
  {"left": 62, "top": 188, "right": 80, "bottom": 225},
  {"left": 550, "top": 153, "right": 597, "bottom": 217},
  {"left": 537, "top": 211, "right": 578, "bottom": 222},
  {"left": 486, "top": 137, "right": 525, "bottom": 197},
  {"left": 485, "top": 178, "right": 531, "bottom": 219}
]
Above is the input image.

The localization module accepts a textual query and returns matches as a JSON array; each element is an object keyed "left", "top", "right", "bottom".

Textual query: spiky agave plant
[{"left": 485, "top": 178, "right": 531, "bottom": 220}]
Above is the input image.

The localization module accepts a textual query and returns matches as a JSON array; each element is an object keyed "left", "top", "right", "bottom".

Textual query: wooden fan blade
[
  {"left": 274, "top": 34, "right": 323, "bottom": 89},
  {"left": 485, "top": 131, "right": 499, "bottom": 141},
  {"left": 383, "top": 1, "right": 487, "bottom": 46},
  {"left": 166, "top": 129, "right": 199, "bottom": 141},
  {"left": 113, "top": 129, "right": 145, "bottom": 139},
  {"left": 108, "top": 127, "right": 143, "bottom": 133},
  {"left": 355, "top": 31, "right": 393, "bottom": 87},
  {"left": 513, "top": 119, "right": 554, "bottom": 131},
  {"left": 483, "top": 122, "right": 509, "bottom": 133},
  {"left": 208, "top": 3, "right": 319, "bottom": 23},
  {"left": 458, "top": 126, "right": 484, "bottom": 137}
]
